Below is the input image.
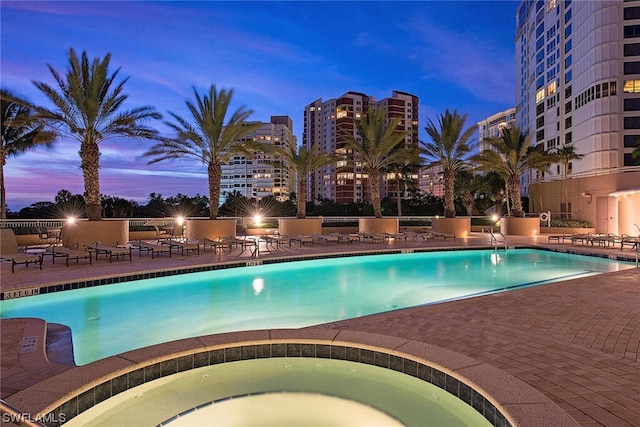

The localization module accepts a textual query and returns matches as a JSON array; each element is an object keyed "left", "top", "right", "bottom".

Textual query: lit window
[
  {"left": 536, "top": 89, "right": 545, "bottom": 103},
  {"left": 624, "top": 79, "right": 640, "bottom": 93},
  {"left": 546, "top": 81, "right": 557, "bottom": 96}
]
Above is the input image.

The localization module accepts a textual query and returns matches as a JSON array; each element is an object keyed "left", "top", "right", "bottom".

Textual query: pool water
[
  {"left": 64, "top": 358, "right": 492, "bottom": 427},
  {"left": 0, "top": 249, "right": 631, "bottom": 364}
]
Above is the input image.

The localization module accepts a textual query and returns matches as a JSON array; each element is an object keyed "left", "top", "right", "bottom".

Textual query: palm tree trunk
[
  {"left": 504, "top": 183, "right": 511, "bottom": 217},
  {"left": 510, "top": 174, "right": 524, "bottom": 217},
  {"left": 536, "top": 170, "right": 544, "bottom": 212},
  {"left": 208, "top": 163, "right": 222, "bottom": 219},
  {"left": 0, "top": 154, "right": 6, "bottom": 223},
  {"left": 369, "top": 170, "right": 382, "bottom": 218},
  {"left": 81, "top": 140, "right": 102, "bottom": 221},
  {"left": 562, "top": 163, "right": 569, "bottom": 217},
  {"left": 396, "top": 172, "right": 402, "bottom": 217},
  {"left": 444, "top": 169, "right": 455, "bottom": 218},
  {"left": 297, "top": 176, "right": 307, "bottom": 219}
]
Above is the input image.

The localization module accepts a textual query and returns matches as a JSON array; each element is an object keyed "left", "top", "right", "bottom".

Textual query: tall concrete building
[
  {"left": 220, "top": 116, "right": 294, "bottom": 204},
  {"left": 516, "top": 0, "right": 640, "bottom": 234},
  {"left": 302, "top": 90, "right": 419, "bottom": 204},
  {"left": 477, "top": 108, "right": 517, "bottom": 153}
]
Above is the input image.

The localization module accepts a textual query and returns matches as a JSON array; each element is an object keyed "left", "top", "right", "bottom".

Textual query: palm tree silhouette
[
  {"left": 144, "top": 85, "right": 260, "bottom": 219},
  {"left": 344, "top": 106, "right": 413, "bottom": 218},
  {"left": 33, "top": 49, "right": 161, "bottom": 220},
  {"left": 1, "top": 89, "right": 55, "bottom": 221},
  {"left": 420, "top": 109, "right": 476, "bottom": 218}
]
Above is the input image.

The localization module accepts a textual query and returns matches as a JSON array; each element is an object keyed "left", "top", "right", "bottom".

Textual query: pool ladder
[{"left": 482, "top": 226, "right": 508, "bottom": 251}]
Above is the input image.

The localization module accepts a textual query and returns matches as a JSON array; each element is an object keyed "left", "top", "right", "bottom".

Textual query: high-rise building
[
  {"left": 477, "top": 108, "right": 517, "bottom": 153},
  {"left": 220, "top": 116, "right": 294, "bottom": 204},
  {"left": 302, "top": 90, "right": 419, "bottom": 204},
  {"left": 516, "top": 0, "right": 640, "bottom": 234}
]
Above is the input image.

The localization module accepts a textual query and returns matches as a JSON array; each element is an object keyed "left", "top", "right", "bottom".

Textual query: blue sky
[{"left": 1, "top": 0, "right": 518, "bottom": 210}]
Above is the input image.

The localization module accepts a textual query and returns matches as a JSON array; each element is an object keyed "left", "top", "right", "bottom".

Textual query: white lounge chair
[{"left": 0, "top": 229, "right": 43, "bottom": 273}]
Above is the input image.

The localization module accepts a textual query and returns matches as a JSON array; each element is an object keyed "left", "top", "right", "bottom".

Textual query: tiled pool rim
[
  {"left": 2, "top": 245, "right": 635, "bottom": 301},
  {"left": 3, "top": 329, "right": 578, "bottom": 427}
]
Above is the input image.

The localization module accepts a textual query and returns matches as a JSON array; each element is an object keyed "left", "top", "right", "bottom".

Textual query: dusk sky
[{"left": 1, "top": 0, "right": 518, "bottom": 211}]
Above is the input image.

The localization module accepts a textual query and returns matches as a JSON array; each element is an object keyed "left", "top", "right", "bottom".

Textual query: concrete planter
[
  {"left": 61, "top": 220, "right": 129, "bottom": 248},
  {"left": 278, "top": 218, "right": 322, "bottom": 236},
  {"left": 358, "top": 218, "right": 399, "bottom": 234},
  {"left": 245, "top": 228, "right": 278, "bottom": 236},
  {"left": 129, "top": 231, "right": 157, "bottom": 241},
  {"left": 185, "top": 219, "right": 236, "bottom": 240},
  {"left": 431, "top": 217, "right": 471, "bottom": 238},
  {"left": 500, "top": 217, "right": 540, "bottom": 236}
]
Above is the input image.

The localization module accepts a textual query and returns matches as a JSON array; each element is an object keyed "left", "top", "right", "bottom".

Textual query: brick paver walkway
[{"left": 1, "top": 234, "right": 639, "bottom": 425}]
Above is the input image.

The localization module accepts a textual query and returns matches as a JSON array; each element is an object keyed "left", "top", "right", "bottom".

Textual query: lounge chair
[
  {"left": 0, "top": 229, "right": 43, "bottom": 273},
  {"left": 621, "top": 234, "right": 640, "bottom": 250},
  {"left": 570, "top": 233, "right": 591, "bottom": 245},
  {"left": 382, "top": 232, "right": 408, "bottom": 242},
  {"left": 431, "top": 231, "right": 455, "bottom": 240},
  {"left": 358, "top": 232, "right": 385, "bottom": 243},
  {"left": 547, "top": 233, "right": 572, "bottom": 244},
  {"left": 161, "top": 238, "right": 200, "bottom": 256},
  {"left": 47, "top": 243, "right": 92, "bottom": 267},
  {"left": 290, "top": 235, "right": 314, "bottom": 247},
  {"left": 312, "top": 234, "right": 340, "bottom": 246},
  {"left": 85, "top": 241, "right": 132, "bottom": 262},
  {"left": 199, "top": 237, "right": 229, "bottom": 253},
  {"left": 130, "top": 240, "right": 171, "bottom": 258}
]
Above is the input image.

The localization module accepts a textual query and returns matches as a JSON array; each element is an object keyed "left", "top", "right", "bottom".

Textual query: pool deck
[{"left": 1, "top": 233, "right": 639, "bottom": 426}]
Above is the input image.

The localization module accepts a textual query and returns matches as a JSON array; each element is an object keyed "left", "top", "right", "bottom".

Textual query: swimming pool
[{"left": 0, "top": 249, "right": 632, "bottom": 365}]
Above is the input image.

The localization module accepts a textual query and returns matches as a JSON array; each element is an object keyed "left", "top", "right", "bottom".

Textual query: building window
[
  {"left": 565, "top": 70, "right": 573, "bottom": 83},
  {"left": 565, "top": 100, "right": 572, "bottom": 113},
  {"left": 624, "top": 116, "right": 640, "bottom": 129},
  {"left": 564, "top": 24, "right": 572, "bottom": 38},
  {"left": 565, "top": 85, "right": 572, "bottom": 98},
  {"left": 624, "top": 6, "right": 640, "bottom": 20},
  {"left": 625, "top": 43, "right": 640, "bottom": 56},
  {"left": 624, "top": 61, "right": 640, "bottom": 74},
  {"left": 624, "top": 25, "right": 640, "bottom": 38},
  {"left": 624, "top": 153, "right": 639, "bottom": 166},
  {"left": 565, "top": 116, "right": 572, "bottom": 128},
  {"left": 565, "top": 39, "right": 572, "bottom": 53},
  {"left": 536, "top": 129, "right": 545, "bottom": 142},
  {"left": 565, "top": 131, "right": 572, "bottom": 145},
  {"left": 536, "top": 102, "right": 545, "bottom": 116},
  {"left": 624, "top": 135, "right": 640, "bottom": 147},
  {"left": 565, "top": 8, "right": 572, "bottom": 23},
  {"left": 536, "top": 116, "right": 545, "bottom": 128},
  {"left": 565, "top": 54, "right": 572, "bottom": 68}
]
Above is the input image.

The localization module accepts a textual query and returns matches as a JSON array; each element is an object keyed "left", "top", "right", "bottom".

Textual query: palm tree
[
  {"left": 420, "top": 109, "right": 476, "bottom": 218},
  {"left": 343, "top": 106, "right": 414, "bottom": 218},
  {"left": 32, "top": 48, "right": 161, "bottom": 221},
  {"left": 527, "top": 144, "right": 555, "bottom": 213},
  {"left": 454, "top": 169, "right": 482, "bottom": 216},
  {"left": 1, "top": 89, "right": 55, "bottom": 221},
  {"left": 263, "top": 143, "right": 337, "bottom": 219},
  {"left": 473, "top": 126, "right": 536, "bottom": 218},
  {"left": 554, "top": 144, "right": 583, "bottom": 216},
  {"left": 144, "top": 85, "right": 261, "bottom": 219}
]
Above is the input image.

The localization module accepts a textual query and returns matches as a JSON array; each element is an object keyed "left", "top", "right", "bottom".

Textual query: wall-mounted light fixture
[{"left": 580, "top": 191, "right": 592, "bottom": 204}]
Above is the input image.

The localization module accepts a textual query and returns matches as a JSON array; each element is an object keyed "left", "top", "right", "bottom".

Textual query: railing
[{"left": 481, "top": 226, "right": 508, "bottom": 250}]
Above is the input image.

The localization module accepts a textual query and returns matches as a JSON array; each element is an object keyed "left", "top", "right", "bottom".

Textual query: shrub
[{"left": 547, "top": 218, "right": 593, "bottom": 228}]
